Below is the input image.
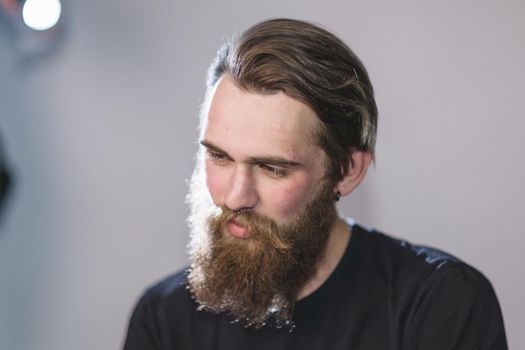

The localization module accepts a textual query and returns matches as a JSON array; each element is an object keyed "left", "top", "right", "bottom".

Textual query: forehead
[{"left": 203, "top": 75, "right": 322, "bottom": 160}]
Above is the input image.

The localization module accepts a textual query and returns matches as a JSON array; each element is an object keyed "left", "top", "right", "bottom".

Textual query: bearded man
[{"left": 123, "top": 18, "right": 507, "bottom": 349}]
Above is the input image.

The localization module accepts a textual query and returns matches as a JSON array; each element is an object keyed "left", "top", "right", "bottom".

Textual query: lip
[{"left": 226, "top": 218, "right": 250, "bottom": 238}]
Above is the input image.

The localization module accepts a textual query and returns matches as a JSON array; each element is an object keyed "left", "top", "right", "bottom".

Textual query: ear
[{"left": 335, "top": 151, "right": 372, "bottom": 197}]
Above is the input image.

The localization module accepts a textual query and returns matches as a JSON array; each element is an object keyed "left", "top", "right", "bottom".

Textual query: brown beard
[{"left": 187, "top": 178, "right": 336, "bottom": 329}]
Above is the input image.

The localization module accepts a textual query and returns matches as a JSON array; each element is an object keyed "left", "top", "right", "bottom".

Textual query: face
[
  {"left": 186, "top": 74, "right": 338, "bottom": 329},
  {"left": 201, "top": 74, "right": 330, "bottom": 226}
]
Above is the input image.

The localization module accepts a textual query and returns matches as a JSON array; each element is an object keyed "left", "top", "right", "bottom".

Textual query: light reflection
[{"left": 22, "top": 0, "right": 62, "bottom": 31}]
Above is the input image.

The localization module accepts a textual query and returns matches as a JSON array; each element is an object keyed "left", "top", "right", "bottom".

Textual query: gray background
[{"left": 0, "top": 0, "right": 523, "bottom": 349}]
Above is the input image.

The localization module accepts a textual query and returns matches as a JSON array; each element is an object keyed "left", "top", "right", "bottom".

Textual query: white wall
[{"left": 0, "top": 0, "right": 523, "bottom": 349}]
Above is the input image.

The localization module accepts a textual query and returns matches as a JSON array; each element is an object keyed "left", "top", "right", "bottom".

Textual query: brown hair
[{"left": 206, "top": 18, "right": 378, "bottom": 182}]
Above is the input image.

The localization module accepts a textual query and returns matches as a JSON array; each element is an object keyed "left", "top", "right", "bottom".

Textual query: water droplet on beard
[{"left": 288, "top": 324, "right": 296, "bottom": 333}]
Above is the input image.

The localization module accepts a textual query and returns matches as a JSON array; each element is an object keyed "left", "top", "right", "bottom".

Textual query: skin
[{"left": 201, "top": 74, "right": 372, "bottom": 299}]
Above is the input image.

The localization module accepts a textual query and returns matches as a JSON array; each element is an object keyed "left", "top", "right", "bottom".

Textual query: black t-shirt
[{"left": 123, "top": 222, "right": 507, "bottom": 349}]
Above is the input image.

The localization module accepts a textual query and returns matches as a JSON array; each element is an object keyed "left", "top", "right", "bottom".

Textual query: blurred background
[{"left": 0, "top": 0, "right": 523, "bottom": 349}]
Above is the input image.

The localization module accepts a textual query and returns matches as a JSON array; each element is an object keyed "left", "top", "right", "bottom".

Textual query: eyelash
[
  {"left": 258, "top": 163, "right": 288, "bottom": 178},
  {"left": 206, "top": 150, "right": 228, "bottom": 164},
  {"left": 206, "top": 149, "right": 288, "bottom": 178}
]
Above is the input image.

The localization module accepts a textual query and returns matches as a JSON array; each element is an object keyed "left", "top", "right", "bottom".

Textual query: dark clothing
[{"left": 123, "top": 222, "right": 507, "bottom": 350}]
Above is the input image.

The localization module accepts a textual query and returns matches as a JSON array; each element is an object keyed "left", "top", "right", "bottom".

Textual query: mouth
[{"left": 226, "top": 218, "right": 250, "bottom": 239}]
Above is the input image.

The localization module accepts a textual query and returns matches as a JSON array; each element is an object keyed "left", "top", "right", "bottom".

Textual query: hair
[{"left": 206, "top": 18, "right": 378, "bottom": 182}]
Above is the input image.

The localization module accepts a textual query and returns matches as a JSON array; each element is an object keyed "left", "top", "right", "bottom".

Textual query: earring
[{"left": 334, "top": 191, "right": 341, "bottom": 202}]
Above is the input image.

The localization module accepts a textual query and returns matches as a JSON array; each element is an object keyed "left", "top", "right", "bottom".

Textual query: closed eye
[
  {"left": 258, "top": 163, "right": 288, "bottom": 178},
  {"left": 206, "top": 149, "right": 229, "bottom": 165}
]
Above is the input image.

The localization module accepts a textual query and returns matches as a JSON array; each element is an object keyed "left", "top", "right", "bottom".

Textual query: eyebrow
[{"left": 200, "top": 140, "right": 303, "bottom": 168}]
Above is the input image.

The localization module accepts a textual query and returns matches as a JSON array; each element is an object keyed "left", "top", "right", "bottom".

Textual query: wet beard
[{"left": 187, "top": 180, "right": 336, "bottom": 329}]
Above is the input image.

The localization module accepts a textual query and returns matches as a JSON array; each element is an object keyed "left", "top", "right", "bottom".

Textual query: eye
[
  {"left": 206, "top": 150, "right": 228, "bottom": 165},
  {"left": 258, "top": 163, "right": 288, "bottom": 178}
]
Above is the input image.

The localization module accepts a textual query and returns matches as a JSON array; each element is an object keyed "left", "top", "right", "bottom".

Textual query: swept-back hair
[{"left": 206, "top": 18, "right": 378, "bottom": 181}]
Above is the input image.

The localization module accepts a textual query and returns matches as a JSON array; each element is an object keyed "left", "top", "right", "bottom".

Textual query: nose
[{"left": 224, "top": 165, "right": 259, "bottom": 212}]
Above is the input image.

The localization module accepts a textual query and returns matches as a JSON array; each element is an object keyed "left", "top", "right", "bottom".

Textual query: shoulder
[
  {"left": 349, "top": 222, "right": 507, "bottom": 349},
  {"left": 350, "top": 221, "right": 461, "bottom": 272},
  {"left": 349, "top": 222, "right": 475, "bottom": 289},
  {"left": 123, "top": 268, "right": 192, "bottom": 349},
  {"left": 128, "top": 267, "right": 192, "bottom": 327},
  {"left": 400, "top": 257, "right": 508, "bottom": 348},
  {"left": 351, "top": 222, "right": 497, "bottom": 299},
  {"left": 145, "top": 268, "right": 189, "bottom": 297},
  {"left": 138, "top": 268, "right": 191, "bottom": 309}
]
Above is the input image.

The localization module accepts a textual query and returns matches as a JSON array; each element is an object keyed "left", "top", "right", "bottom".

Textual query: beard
[{"left": 186, "top": 160, "right": 337, "bottom": 329}]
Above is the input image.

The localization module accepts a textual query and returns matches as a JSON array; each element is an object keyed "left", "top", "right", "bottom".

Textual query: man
[{"left": 123, "top": 18, "right": 507, "bottom": 349}]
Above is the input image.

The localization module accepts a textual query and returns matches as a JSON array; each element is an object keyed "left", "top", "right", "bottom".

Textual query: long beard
[{"left": 186, "top": 160, "right": 336, "bottom": 328}]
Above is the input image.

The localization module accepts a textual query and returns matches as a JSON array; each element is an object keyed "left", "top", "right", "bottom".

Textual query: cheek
[
  {"left": 265, "top": 178, "right": 314, "bottom": 218},
  {"left": 204, "top": 161, "right": 225, "bottom": 204}
]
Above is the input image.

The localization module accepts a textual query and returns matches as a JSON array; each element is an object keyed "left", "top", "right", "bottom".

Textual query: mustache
[{"left": 209, "top": 206, "right": 293, "bottom": 251}]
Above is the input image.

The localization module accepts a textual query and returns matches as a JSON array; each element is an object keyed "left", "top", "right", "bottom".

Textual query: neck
[{"left": 296, "top": 217, "right": 351, "bottom": 300}]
